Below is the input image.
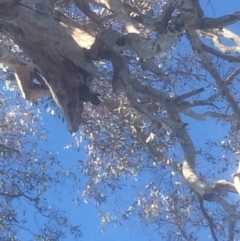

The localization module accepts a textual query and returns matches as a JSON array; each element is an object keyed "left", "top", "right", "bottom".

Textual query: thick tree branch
[
  {"left": 74, "top": 0, "right": 103, "bottom": 26},
  {"left": 0, "top": 2, "right": 99, "bottom": 132},
  {"left": 201, "top": 44, "right": 240, "bottom": 63},
  {"left": 199, "top": 29, "right": 240, "bottom": 54},
  {"left": 198, "top": 11, "right": 240, "bottom": 30},
  {"left": 116, "top": 30, "right": 182, "bottom": 59},
  {"left": 209, "top": 180, "right": 237, "bottom": 193},
  {"left": 170, "top": 0, "right": 200, "bottom": 28},
  {"left": 119, "top": 68, "right": 209, "bottom": 196}
]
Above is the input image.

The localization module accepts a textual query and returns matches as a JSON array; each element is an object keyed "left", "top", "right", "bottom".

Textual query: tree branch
[
  {"left": 198, "top": 11, "right": 240, "bottom": 30},
  {"left": 174, "top": 87, "right": 205, "bottom": 102},
  {"left": 226, "top": 66, "right": 240, "bottom": 85},
  {"left": 187, "top": 31, "right": 240, "bottom": 119},
  {"left": 201, "top": 43, "right": 240, "bottom": 63},
  {"left": 74, "top": 0, "right": 103, "bottom": 26},
  {"left": 0, "top": 47, "right": 51, "bottom": 102},
  {"left": 182, "top": 109, "right": 237, "bottom": 121},
  {"left": 198, "top": 195, "right": 218, "bottom": 241}
]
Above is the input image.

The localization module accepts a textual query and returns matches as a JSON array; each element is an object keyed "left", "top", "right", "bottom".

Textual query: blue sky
[{"left": 27, "top": 107, "right": 159, "bottom": 241}]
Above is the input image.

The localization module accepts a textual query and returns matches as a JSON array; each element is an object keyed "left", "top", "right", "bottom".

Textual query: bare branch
[
  {"left": 187, "top": 31, "right": 240, "bottom": 118},
  {"left": 198, "top": 11, "right": 240, "bottom": 30},
  {"left": 201, "top": 44, "right": 240, "bottom": 63},
  {"left": 182, "top": 109, "right": 237, "bottom": 121},
  {"left": 174, "top": 87, "right": 205, "bottom": 102},
  {"left": 211, "top": 195, "right": 237, "bottom": 241},
  {"left": 226, "top": 66, "right": 240, "bottom": 85},
  {"left": 198, "top": 195, "right": 218, "bottom": 241}
]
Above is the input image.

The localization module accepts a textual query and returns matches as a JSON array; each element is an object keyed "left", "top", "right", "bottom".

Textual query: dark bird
[{"left": 79, "top": 85, "right": 101, "bottom": 106}]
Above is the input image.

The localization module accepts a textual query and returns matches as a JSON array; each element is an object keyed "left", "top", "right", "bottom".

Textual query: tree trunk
[{"left": 0, "top": 0, "right": 97, "bottom": 132}]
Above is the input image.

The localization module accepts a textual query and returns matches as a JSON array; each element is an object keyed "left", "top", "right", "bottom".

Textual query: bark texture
[{"left": 0, "top": 1, "right": 97, "bottom": 132}]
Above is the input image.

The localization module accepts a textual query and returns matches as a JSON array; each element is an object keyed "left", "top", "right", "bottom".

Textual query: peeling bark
[
  {"left": 0, "top": 1, "right": 98, "bottom": 132},
  {"left": 0, "top": 47, "right": 51, "bottom": 101}
]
